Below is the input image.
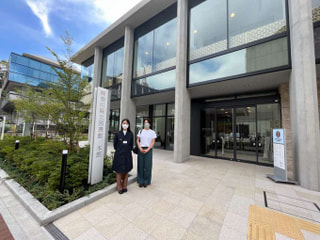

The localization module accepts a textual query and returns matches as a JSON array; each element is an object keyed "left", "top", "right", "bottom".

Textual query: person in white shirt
[{"left": 136, "top": 118, "right": 156, "bottom": 187}]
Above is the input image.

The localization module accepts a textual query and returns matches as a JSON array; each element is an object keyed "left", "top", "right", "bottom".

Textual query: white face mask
[
  {"left": 122, "top": 124, "right": 129, "bottom": 130},
  {"left": 144, "top": 123, "right": 150, "bottom": 129}
]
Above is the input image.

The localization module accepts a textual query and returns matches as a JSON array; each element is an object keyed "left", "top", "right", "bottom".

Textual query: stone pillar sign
[{"left": 88, "top": 87, "right": 111, "bottom": 185}]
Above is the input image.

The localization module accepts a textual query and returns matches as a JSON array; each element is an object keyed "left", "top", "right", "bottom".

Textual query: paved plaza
[{"left": 1, "top": 146, "right": 320, "bottom": 239}]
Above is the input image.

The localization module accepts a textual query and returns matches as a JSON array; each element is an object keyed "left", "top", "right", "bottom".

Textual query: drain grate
[
  {"left": 44, "top": 223, "right": 69, "bottom": 240},
  {"left": 263, "top": 191, "right": 320, "bottom": 223}
]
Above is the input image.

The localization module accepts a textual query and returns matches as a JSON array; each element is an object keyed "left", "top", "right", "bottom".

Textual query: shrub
[{"left": 0, "top": 137, "right": 115, "bottom": 210}]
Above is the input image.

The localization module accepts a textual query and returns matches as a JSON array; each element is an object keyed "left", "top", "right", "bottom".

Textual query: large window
[
  {"left": 132, "top": 70, "right": 176, "bottom": 96},
  {"left": 134, "top": 18, "right": 177, "bottom": 78},
  {"left": 189, "top": 0, "right": 227, "bottom": 61},
  {"left": 132, "top": 4, "right": 177, "bottom": 96},
  {"left": 228, "top": 0, "right": 286, "bottom": 48},
  {"left": 135, "top": 103, "right": 175, "bottom": 150},
  {"left": 189, "top": 0, "right": 287, "bottom": 60},
  {"left": 102, "top": 39, "right": 124, "bottom": 101},
  {"left": 189, "top": 37, "right": 288, "bottom": 85}
]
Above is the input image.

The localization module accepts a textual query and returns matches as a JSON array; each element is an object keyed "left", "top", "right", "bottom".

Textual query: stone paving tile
[
  {"left": 150, "top": 218, "right": 186, "bottom": 240},
  {"left": 110, "top": 223, "right": 147, "bottom": 240},
  {"left": 74, "top": 227, "right": 107, "bottom": 240},
  {"left": 50, "top": 146, "right": 320, "bottom": 239},
  {"left": 95, "top": 213, "right": 130, "bottom": 239},
  {"left": 134, "top": 209, "right": 165, "bottom": 234},
  {"left": 187, "top": 215, "right": 221, "bottom": 240},
  {"left": 218, "top": 225, "right": 246, "bottom": 240}
]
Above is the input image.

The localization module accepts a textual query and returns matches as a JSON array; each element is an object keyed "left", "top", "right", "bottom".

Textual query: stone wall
[
  {"left": 279, "top": 80, "right": 320, "bottom": 180},
  {"left": 279, "top": 83, "right": 293, "bottom": 180}
]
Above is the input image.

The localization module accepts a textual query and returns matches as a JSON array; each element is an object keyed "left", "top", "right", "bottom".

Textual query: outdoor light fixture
[
  {"left": 166, "top": 42, "right": 170, "bottom": 46},
  {"left": 230, "top": 12, "right": 235, "bottom": 18},
  {"left": 193, "top": 29, "right": 198, "bottom": 34},
  {"left": 145, "top": 51, "right": 149, "bottom": 55}
]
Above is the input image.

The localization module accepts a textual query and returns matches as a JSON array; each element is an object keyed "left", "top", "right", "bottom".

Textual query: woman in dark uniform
[{"left": 113, "top": 119, "right": 134, "bottom": 194}]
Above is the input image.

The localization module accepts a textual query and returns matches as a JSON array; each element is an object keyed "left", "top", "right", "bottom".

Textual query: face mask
[
  {"left": 144, "top": 123, "right": 150, "bottom": 129},
  {"left": 122, "top": 124, "right": 129, "bottom": 130}
]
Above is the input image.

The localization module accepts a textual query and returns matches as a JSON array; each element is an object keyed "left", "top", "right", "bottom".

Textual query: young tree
[
  {"left": 44, "top": 32, "right": 90, "bottom": 151},
  {"left": 11, "top": 87, "right": 44, "bottom": 139}
]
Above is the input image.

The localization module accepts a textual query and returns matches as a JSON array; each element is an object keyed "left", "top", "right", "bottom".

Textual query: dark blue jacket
[{"left": 112, "top": 131, "right": 133, "bottom": 173}]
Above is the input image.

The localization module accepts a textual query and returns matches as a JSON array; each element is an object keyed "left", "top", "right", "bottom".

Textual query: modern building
[
  {"left": 73, "top": 0, "right": 320, "bottom": 191},
  {"left": 0, "top": 52, "right": 63, "bottom": 134}
]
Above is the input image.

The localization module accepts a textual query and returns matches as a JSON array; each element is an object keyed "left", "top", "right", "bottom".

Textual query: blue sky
[{"left": 0, "top": 0, "right": 142, "bottom": 62}]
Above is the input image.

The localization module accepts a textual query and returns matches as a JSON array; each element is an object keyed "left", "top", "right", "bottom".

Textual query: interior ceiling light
[{"left": 230, "top": 12, "right": 235, "bottom": 18}]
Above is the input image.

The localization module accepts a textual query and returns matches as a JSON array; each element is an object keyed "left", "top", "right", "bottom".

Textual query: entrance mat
[
  {"left": 248, "top": 205, "right": 320, "bottom": 240},
  {"left": 0, "top": 213, "right": 14, "bottom": 240},
  {"left": 263, "top": 191, "right": 320, "bottom": 223}
]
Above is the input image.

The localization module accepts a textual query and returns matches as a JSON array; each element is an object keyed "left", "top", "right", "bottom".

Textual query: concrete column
[
  {"left": 289, "top": 0, "right": 320, "bottom": 191},
  {"left": 120, "top": 26, "right": 136, "bottom": 131},
  {"left": 88, "top": 47, "right": 103, "bottom": 141},
  {"left": 174, "top": 0, "right": 190, "bottom": 163},
  {"left": 93, "top": 47, "right": 103, "bottom": 89}
]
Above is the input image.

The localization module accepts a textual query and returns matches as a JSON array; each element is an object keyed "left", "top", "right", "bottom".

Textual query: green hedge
[{"left": 0, "top": 136, "right": 115, "bottom": 210}]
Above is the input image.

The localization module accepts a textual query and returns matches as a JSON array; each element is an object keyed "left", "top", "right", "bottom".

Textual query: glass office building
[
  {"left": 6, "top": 53, "right": 60, "bottom": 88},
  {"left": 74, "top": 0, "right": 320, "bottom": 191}
]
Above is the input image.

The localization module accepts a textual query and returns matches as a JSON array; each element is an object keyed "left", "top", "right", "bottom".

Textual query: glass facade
[
  {"left": 132, "top": 4, "right": 177, "bottom": 96},
  {"left": 8, "top": 53, "right": 60, "bottom": 87},
  {"left": 132, "top": 69, "right": 176, "bottom": 96},
  {"left": 189, "top": 37, "right": 288, "bottom": 85},
  {"left": 102, "top": 39, "right": 124, "bottom": 101},
  {"left": 135, "top": 103, "right": 175, "bottom": 150},
  {"left": 189, "top": 0, "right": 287, "bottom": 60},
  {"left": 133, "top": 18, "right": 177, "bottom": 78},
  {"left": 108, "top": 109, "right": 120, "bottom": 141},
  {"left": 200, "top": 98, "right": 281, "bottom": 165},
  {"left": 189, "top": 0, "right": 227, "bottom": 61}
]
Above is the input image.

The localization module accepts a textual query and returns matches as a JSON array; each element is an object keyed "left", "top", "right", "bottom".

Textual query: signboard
[
  {"left": 273, "top": 129, "right": 285, "bottom": 170},
  {"left": 267, "top": 128, "right": 295, "bottom": 184},
  {"left": 88, "top": 87, "right": 111, "bottom": 185}
]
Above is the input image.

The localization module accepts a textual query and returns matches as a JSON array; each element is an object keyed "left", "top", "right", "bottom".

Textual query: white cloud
[
  {"left": 26, "top": 0, "right": 52, "bottom": 36},
  {"left": 91, "top": 0, "right": 142, "bottom": 24},
  {"left": 25, "top": 0, "right": 143, "bottom": 37}
]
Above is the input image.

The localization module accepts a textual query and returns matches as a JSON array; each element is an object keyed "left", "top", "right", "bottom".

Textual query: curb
[{"left": 0, "top": 169, "right": 137, "bottom": 226}]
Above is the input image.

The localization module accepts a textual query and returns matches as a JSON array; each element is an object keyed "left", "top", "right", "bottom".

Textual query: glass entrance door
[
  {"left": 235, "top": 107, "right": 257, "bottom": 162},
  {"left": 216, "top": 108, "right": 234, "bottom": 159}
]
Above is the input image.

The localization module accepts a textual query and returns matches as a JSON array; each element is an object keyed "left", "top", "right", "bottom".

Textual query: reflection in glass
[
  {"left": 154, "top": 18, "right": 177, "bottom": 72},
  {"left": 102, "top": 47, "right": 124, "bottom": 100},
  {"left": 166, "top": 117, "right": 174, "bottom": 150},
  {"left": 257, "top": 104, "right": 281, "bottom": 164},
  {"left": 189, "top": 0, "right": 227, "bottom": 60},
  {"left": 132, "top": 70, "right": 175, "bottom": 96},
  {"left": 108, "top": 109, "right": 120, "bottom": 141},
  {"left": 134, "top": 18, "right": 177, "bottom": 78},
  {"left": 153, "top": 117, "right": 166, "bottom": 148},
  {"left": 167, "top": 103, "right": 175, "bottom": 116},
  {"left": 189, "top": 37, "right": 288, "bottom": 85},
  {"left": 153, "top": 104, "right": 166, "bottom": 116},
  {"left": 228, "top": 0, "right": 286, "bottom": 48},
  {"left": 313, "top": 0, "right": 320, "bottom": 23},
  {"left": 8, "top": 53, "right": 60, "bottom": 87},
  {"left": 134, "top": 32, "right": 153, "bottom": 78},
  {"left": 235, "top": 107, "right": 257, "bottom": 162}
]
